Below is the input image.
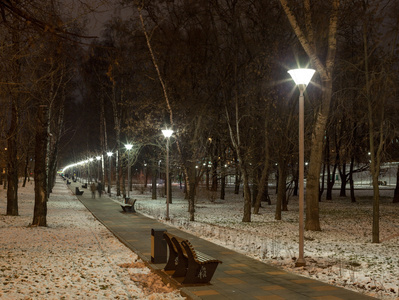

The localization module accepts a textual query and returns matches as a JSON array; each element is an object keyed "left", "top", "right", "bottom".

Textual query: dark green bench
[
  {"left": 120, "top": 198, "right": 136, "bottom": 212},
  {"left": 163, "top": 232, "right": 222, "bottom": 284},
  {"left": 75, "top": 187, "right": 84, "bottom": 195}
]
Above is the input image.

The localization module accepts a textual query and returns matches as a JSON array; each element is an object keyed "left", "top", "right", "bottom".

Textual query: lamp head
[
  {"left": 288, "top": 68, "right": 315, "bottom": 86},
  {"left": 107, "top": 152, "right": 113, "bottom": 157},
  {"left": 125, "top": 144, "right": 133, "bottom": 150},
  {"left": 162, "top": 129, "right": 173, "bottom": 138}
]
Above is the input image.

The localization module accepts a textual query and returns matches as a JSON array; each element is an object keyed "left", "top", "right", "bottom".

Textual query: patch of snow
[
  {"left": 0, "top": 181, "right": 184, "bottom": 300},
  {"left": 132, "top": 185, "right": 399, "bottom": 300}
]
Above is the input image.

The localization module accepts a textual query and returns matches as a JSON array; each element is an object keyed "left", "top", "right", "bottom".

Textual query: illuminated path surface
[{"left": 66, "top": 179, "right": 376, "bottom": 300}]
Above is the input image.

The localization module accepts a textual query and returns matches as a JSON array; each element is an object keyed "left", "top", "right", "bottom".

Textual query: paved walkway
[{"left": 66, "top": 179, "right": 375, "bottom": 300}]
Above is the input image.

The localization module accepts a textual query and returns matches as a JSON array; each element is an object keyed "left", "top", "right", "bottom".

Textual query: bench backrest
[
  {"left": 181, "top": 240, "right": 197, "bottom": 260},
  {"left": 126, "top": 198, "right": 136, "bottom": 205},
  {"left": 164, "top": 232, "right": 188, "bottom": 255}
]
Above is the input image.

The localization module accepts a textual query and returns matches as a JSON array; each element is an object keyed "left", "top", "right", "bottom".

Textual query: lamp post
[
  {"left": 162, "top": 129, "right": 173, "bottom": 220},
  {"left": 89, "top": 158, "right": 94, "bottom": 184},
  {"left": 125, "top": 144, "right": 133, "bottom": 198},
  {"left": 85, "top": 160, "right": 89, "bottom": 184},
  {"left": 107, "top": 152, "right": 113, "bottom": 194},
  {"left": 288, "top": 68, "right": 315, "bottom": 267},
  {"left": 96, "top": 156, "right": 101, "bottom": 182}
]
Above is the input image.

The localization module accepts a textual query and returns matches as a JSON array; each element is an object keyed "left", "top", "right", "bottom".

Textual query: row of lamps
[{"left": 61, "top": 67, "right": 314, "bottom": 268}]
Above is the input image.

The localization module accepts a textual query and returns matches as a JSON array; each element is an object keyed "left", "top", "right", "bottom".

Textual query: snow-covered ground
[
  {"left": 127, "top": 184, "right": 399, "bottom": 300},
  {"left": 2, "top": 177, "right": 397, "bottom": 299},
  {"left": 0, "top": 181, "right": 184, "bottom": 300}
]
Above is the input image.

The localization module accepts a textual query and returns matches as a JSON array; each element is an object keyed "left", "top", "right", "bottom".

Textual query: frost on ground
[
  {"left": 132, "top": 185, "right": 399, "bottom": 300},
  {"left": 0, "top": 181, "right": 184, "bottom": 300}
]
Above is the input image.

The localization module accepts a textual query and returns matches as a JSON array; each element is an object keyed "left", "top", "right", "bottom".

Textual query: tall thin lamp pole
[
  {"left": 89, "top": 158, "right": 93, "bottom": 183},
  {"left": 125, "top": 144, "right": 133, "bottom": 198},
  {"left": 96, "top": 156, "right": 101, "bottom": 182},
  {"left": 107, "top": 152, "right": 113, "bottom": 194},
  {"left": 162, "top": 129, "right": 173, "bottom": 220},
  {"left": 288, "top": 68, "right": 315, "bottom": 267}
]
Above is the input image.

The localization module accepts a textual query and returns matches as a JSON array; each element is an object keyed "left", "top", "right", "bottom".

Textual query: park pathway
[{"left": 66, "top": 178, "right": 376, "bottom": 300}]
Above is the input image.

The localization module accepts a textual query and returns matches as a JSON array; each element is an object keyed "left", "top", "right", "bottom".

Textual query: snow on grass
[
  {"left": 0, "top": 180, "right": 184, "bottom": 300},
  {"left": 131, "top": 185, "right": 399, "bottom": 300}
]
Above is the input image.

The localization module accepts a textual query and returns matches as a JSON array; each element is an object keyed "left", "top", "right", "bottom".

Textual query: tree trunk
[
  {"left": 188, "top": 163, "right": 196, "bottom": 221},
  {"left": 326, "top": 163, "right": 337, "bottom": 200},
  {"left": 206, "top": 167, "right": 210, "bottom": 190},
  {"left": 32, "top": 105, "right": 49, "bottom": 227},
  {"left": 275, "top": 162, "right": 287, "bottom": 220},
  {"left": 220, "top": 152, "right": 226, "bottom": 200},
  {"left": 241, "top": 166, "right": 251, "bottom": 222},
  {"left": 47, "top": 99, "right": 65, "bottom": 196},
  {"left": 234, "top": 160, "right": 240, "bottom": 194},
  {"left": 152, "top": 162, "right": 157, "bottom": 199},
  {"left": 6, "top": 97, "right": 18, "bottom": 216},
  {"left": 253, "top": 161, "right": 270, "bottom": 214},
  {"left": 339, "top": 163, "right": 347, "bottom": 197},
  {"left": 252, "top": 168, "right": 259, "bottom": 207},
  {"left": 220, "top": 171, "right": 226, "bottom": 200},
  {"left": 319, "top": 161, "right": 326, "bottom": 202},
  {"left": 211, "top": 158, "right": 218, "bottom": 191},
  {"left": 292, "top": 167, "right": 298, "bottom": 196},
  {"left": 306, "top": 108, "right": 329, "bottom": 231},
  {"left": 22, "top": 153, "right": 29, "bottom": 188},
  {"left": 349, "top": 156, "right": 356, "bottom": 202},
  {"left": 393, "top": 165, "right": 399, "bottom": 203}
]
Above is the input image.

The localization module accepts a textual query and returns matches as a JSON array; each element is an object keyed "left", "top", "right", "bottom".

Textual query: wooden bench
[
  {"left": 163, "top": 232, "right": 222, "bottom": 284},
  {"left": 180, "top": 240, "right": 222, "bottom": 284},
  {"left": 120, "top": 198, "right": 136, "bottom": 212},
  {"left": 75, "top": 187, "right": 84, "bottom": 195},
  {"left": 163, "top": 233, "right": 189, "bottom": 278}
]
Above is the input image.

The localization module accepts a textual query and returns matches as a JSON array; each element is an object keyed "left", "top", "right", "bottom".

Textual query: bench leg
[
  {"left": 182, "top": 262, "right": 219, "bottom": 284},
  {"left": 126, "top": 206, "right": 135, "bottom": 212},
  {"left": 171, "top": 255, "right": 188, "bottom": 278},
  {"left": 123, "top": 206, "right": 135, "bottom": 213},
  {"left": 164, "top": 251, "right": 178, "bottom": 271}
]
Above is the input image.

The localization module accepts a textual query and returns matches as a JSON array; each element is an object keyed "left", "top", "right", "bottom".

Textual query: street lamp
[
  {"left": 162, "top": 129, "right": 173, "bottom": 220},
  {"left": 288, "top": 68, "right": 315, "bottom": 267},
  {"left": 107, "top": 152, "right": 113, "bottom": 194},
  {"left": 96, "top": 156, "right": 101, "bottom": 182},
  {"left": 125, "top": 144, "right": 133, "bottom": 198},
  {"left": 89, "top": 158, "right": 94, "bottom": 184}
]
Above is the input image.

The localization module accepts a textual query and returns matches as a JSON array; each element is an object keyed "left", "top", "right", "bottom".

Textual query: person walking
[
  {"left": 97, "top": 181, "right": 102, "bottom": 198},
  {"left": 90, "top": 182, "right": 96, "bottom": 199}
]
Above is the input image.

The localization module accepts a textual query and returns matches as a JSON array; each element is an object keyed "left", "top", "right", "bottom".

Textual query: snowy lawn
[
  {"left": 129, "top": 184, "right": 399, "bottom": 300},
  {"left": 0, "top": 181, "right": 184, "bottom": 300}
]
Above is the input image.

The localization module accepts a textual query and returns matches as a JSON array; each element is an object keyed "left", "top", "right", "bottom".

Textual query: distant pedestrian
[
  {"left": 90, "top": 182, "right": 96, "bottom": 199},
  {"left": 97, "top": 181, "right": 102, "bottom": 198}
]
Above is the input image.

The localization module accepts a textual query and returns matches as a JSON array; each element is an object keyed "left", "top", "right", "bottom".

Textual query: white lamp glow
[
  {"left": 162, "top": 129, "right": 173, "bottom": 138},
  {"left": 288, "top": 68, "right": 315, "bottom": 86}
]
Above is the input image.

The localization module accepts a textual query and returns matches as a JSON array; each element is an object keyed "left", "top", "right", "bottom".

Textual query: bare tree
[{"left": 279, "top": 0, "right": 339, "bottom": 230}]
